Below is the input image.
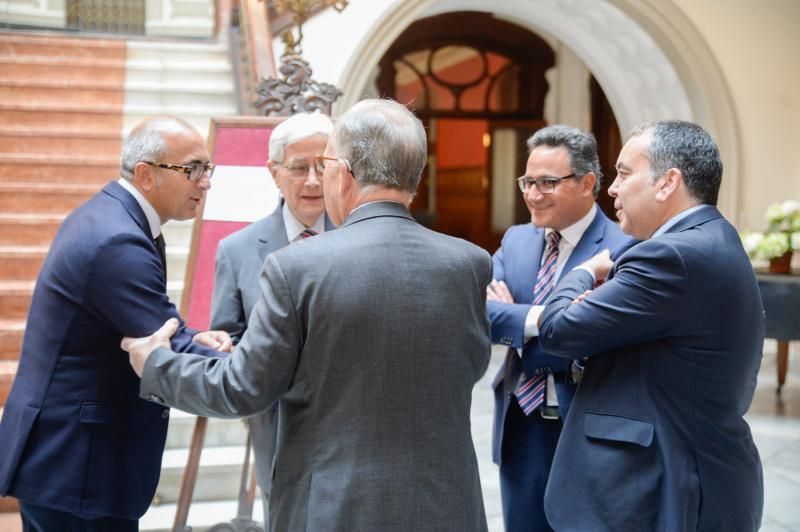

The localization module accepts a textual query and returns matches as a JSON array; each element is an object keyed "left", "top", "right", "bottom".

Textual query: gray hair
[
  {"left": 120, "top": 116, "right": 198, "bottom": 179},
  {"left": 331, "top": 98, "right": 427, "bottom": 194},
  {"left": 629, "top": 120, "right": 722, "bottom": 205},
  {"left": 269, "top": 112, "right": 334, "bottom": 163},
  {"left": 527, "top": 125, "right": 602, "bottom": 197}
]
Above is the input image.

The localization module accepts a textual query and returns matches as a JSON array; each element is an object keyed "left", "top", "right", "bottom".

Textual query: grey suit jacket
[
  {"left": 141, "top": 201, "right": 492, "bottom": 531},
  {"left": 210, "top": 203, "right": 335, "bottom": 343}
]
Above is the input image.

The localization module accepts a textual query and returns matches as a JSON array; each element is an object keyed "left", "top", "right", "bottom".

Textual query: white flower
[
  {"left": 741, "top": 232, "right": 764, "bottom": 255},
  {"left": 781, "top": 200, "right": 800, "bottom": 216}
]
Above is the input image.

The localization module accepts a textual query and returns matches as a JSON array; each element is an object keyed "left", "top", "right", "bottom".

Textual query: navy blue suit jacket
[
  {"left": 488, "top": 207, "right": 631, "bottom": 463},
  {"left": 0, "top": 181, "right": 218, "bottom": 520},
  {"left": 539, "top": 205, "right": 764, "bottom": 531}
]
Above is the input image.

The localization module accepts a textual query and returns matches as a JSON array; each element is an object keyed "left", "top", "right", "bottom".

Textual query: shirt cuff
[
  {"left": 523, "top": 305, "right": 545, "bottom": 342},
  {"left": 574, "top": 265, "right": 597, "bottom": 283}
]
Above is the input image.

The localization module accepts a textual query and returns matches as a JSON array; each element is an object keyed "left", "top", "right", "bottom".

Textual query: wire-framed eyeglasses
[
  {"left": 145, "top": 161, "right": 216, "bottom": 182},
  {"left": 517, "top": 173, "right": 578, "bottom": 194},
  {"left": 314, "top": 154, "right": 354, "bottom": 176}
]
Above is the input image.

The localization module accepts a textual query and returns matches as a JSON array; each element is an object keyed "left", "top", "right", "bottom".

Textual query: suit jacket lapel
[
  {"left": 257, "top": 205, "right": 290, "bottom": 263},
  {"left": 103, "top": 181, "right": 151, "bottom": 239}
]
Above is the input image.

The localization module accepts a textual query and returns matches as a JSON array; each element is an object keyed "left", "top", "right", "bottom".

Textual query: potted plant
[{"left": 741, "top": 200, "right": 800, "bottom": 273}]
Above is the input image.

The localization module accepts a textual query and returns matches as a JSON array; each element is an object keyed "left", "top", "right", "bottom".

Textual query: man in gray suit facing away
[
  {"left": 209, "top": 112, "right": 334, "bottom": 524},
  {"left": 123, "top": 98, "right": 492, "bottom": 532}
]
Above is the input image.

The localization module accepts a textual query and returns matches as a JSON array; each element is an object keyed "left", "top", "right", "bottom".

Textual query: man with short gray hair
[
  {"left": 123, "top": 99, "right": 493, "bottom": 531},
  {"left": 0, "top": 116, "right": 231, "bottom": 531},
  {"left": 487, "top": 124, "right": 631, "bottom": 532}
]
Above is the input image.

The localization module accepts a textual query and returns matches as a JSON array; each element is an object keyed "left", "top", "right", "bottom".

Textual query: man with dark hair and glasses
[
  {"left": 486, "top": 124, "right": 632, "bottom": 532},
  {"left": 209, "top": 111, "right": 334, "bottom": 527},
  {"left": 0, "top": 115, "right": 231, "bottom": 531}
]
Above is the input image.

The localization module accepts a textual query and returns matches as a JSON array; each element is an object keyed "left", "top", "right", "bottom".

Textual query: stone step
[
  {"left": 155, "top": 445, "right": 251, "bottom": 504},
  {"left": 0, "top": 84, "right": 124, "bottom": 106},
  {"left": 0, "top": 127, "right": 121, "bottom": 156},
  {"left": 0, "top": 281, "right": 34, "bottom": 321},
  {"left": 0, "top": 360, "right": 17, "bottom": 406},
  {"left": 0, "top": 161, "right": 117, "bottom": 184},
  {"left": 126, "top": 40, "right": 229, "bottom": 64},
  {"left": 0, "top": 107, "right": 122, "bottom": 130},
  {"left": 124, "top": 86, "right": 237, "bottom": 113},
  {"left": 0, "top": 247, "right": 46, "bottom": 282},
  {"left": 0, "top": 181, "right": 99, "bottom": 214},
  {"left": 0, "top": 55, "right": 126, "bottom": 83},
  {"left": 141, "top": 499, "right": 264, "bottom": 532},
  {"left": 165, "top": 411, "right": 248, "bottom": 450},
  {"left": 0, "top": 320, "right": 25, "bottom": 361},
  {"left": 0, "top": 33, "right": 127, "bottom": 60},
  {"left": 0, "top": 213, "right": 64, "bottom": 246},
  {"left": 126, "top": 59, "right": 233, "bottom": 86}
]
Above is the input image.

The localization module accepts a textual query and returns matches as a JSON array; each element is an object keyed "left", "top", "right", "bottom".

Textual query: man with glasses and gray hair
[
  {"left": 486, "top": 124, "right": 632, "bottom": 532},
  {"left": 209, "top": 111, "right": 334, "bottom": 526},
  {"left": 0, "top": 115, "right": 231, "bottom": 531},
  {"left": 122, "top": 98, "right": 493, "bottom": 531}
]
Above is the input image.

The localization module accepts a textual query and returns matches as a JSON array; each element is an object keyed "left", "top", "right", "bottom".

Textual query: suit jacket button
[{"left": 161, "top": 409, "right": 170, "bottom": 419}]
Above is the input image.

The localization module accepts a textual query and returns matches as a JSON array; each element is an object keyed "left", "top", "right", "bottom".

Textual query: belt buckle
[{"left": 539, "top": 405, "right": 560, "bottom": 420}]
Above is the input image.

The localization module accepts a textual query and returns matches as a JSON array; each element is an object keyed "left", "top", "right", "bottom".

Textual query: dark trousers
[
  {"left": 499, "top": 400, "right": 562, "bottom": 532},
  {"left": 19, "top": 501, "right": 137, "bottom": 532}
]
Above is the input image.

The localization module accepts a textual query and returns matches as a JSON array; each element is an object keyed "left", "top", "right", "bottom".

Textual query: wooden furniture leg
[{"left": 777, "top": 340, "right": 789, "bottom": 395}]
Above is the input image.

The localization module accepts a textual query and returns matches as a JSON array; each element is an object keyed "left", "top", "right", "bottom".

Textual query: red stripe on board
[
  {"left": 212, "top": 127, "right": 273, "bottom": 167},
  {"left": 186, "top": 219, "right": 250, "bottom": 330}
]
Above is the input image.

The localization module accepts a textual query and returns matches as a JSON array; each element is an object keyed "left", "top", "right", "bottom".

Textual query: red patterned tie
[
  {"left": 299, "top": 229, "right": 317, "bottom": 239},
  {"left": 515, "top": 231, "right": 561, "bottom": 416}
]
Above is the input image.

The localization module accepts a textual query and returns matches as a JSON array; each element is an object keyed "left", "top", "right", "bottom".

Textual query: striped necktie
[
  {"left": 299, "top": 228, "right": 317, "bottom": 239},
  {"left": 515, "top": 231, "right": 561, "bottom": 416},
  {"left": 154, "top": 233, "right": 167, "bottom": 278}
]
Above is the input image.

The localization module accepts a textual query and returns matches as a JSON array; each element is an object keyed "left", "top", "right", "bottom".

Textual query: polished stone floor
[
  {"left": 1, "top": 343, "right": 797, "bottom": 531},
  {"left": 472, "top": 342, "right": 800, "bottom": 531}
]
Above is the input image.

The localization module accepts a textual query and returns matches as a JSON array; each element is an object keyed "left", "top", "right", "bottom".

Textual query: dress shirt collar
[
  {"left": 651, "top": 204, "right": 705, "bottom": 238},
  {"left": 282, "top": 201, "right": 325, "bottom": 242},
  {"left": 545, "top": 203, "right": 596, "bottom": 249},
  {"left": 118, "top": 177, "right": 161, "bottom": 239}
]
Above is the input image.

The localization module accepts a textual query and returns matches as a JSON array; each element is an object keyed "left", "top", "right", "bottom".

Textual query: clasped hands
[{"left": 121, "top": 320, "right": 233, "bottom": 377}]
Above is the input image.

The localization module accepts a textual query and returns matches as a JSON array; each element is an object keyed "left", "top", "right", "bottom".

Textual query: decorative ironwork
[
  {"left": 254, "top": 54, "right": 342, "bottom": 116},
  {"left": 253, "top": 0, "right": 347, "bottom": 116},
  {"left": 66, "top": 0, "right": 145, "bottom": 35}
]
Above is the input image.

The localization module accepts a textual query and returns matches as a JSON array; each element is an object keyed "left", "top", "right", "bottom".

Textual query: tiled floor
[
  {"left": 472, "top": 342, "right": 800, "bottom": 531},
  {"left": 1, "top": 342, "right": 798, "bottom": 531}
]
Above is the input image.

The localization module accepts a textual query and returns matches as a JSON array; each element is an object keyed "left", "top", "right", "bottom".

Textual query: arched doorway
[
  {"left": 376, "top": 11, "right": 622, "bottom": 251},
  {"left": 377, "top": 12, "right": 554, "bottom": 250},
  {"left": 331, "top": 0, "right": 740, "bottom": 225}
]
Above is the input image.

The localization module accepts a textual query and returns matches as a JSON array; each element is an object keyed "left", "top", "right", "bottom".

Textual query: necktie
[
  {"left": 154, "top": 233, "right": 167, "bottom": 277},
  {"left": 515, "top": 231, "right": 561, "bottom": 416},
  {"left": 299, "top": 229, "right": 317, "bottom": 239}
]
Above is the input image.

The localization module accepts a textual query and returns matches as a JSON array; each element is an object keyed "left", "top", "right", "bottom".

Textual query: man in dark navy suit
[
  {"left": 486, "top": 125, "right": 631, "bottom": 532},
  {"left": 0, "top": 116, "right": 231, "bottom": 531},
  {"left": 539, "top": 120, "right": 764, "bottom": 531}
]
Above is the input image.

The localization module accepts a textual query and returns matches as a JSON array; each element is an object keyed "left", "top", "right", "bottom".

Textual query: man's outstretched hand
[{"left": 121, "top": 318, "right": 179, "bottom": 377}]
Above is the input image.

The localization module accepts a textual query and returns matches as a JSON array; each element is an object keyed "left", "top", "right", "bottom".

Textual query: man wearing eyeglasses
[
  {"left": 0, "top": 116, "right": 231, "bottom": 531},
  {"left": 486, "top": 125, "right": 632, "bottom": 532},
  {"left": 209, "top": 112, "right": 334, "bottom": 526}
]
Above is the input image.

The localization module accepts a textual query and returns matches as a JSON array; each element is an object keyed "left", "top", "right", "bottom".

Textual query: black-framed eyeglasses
[
  {"left": 280, "top": 158, "right": 326, "bottom": 179},
  {"left": 517, "top": 173, "right": 578, "bottom": 194},
  {"left": 145, "top": 161, "right": 215, "bottom": 182},
  {"left": 314, "top": 154, "right": 354, "bottom": 176}
]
